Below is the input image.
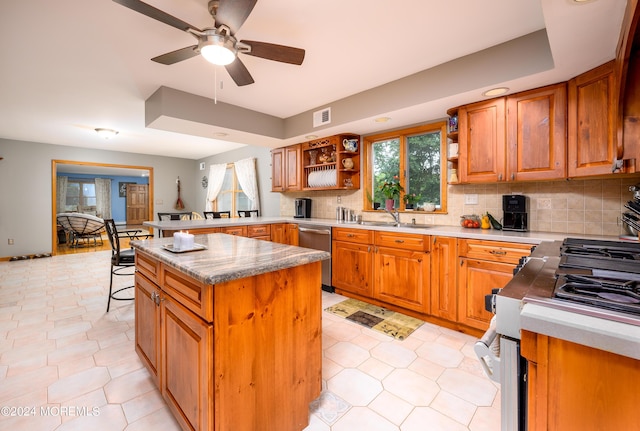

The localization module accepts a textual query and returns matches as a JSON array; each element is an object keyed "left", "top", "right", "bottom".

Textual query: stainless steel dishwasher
[{"left": 298, "top": 224, "right": 333, "bottom": 292}]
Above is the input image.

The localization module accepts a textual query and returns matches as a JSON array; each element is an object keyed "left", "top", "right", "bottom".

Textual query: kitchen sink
[
  {"left": 398, "top": 223, "right": 431, "bottom": 229},
  {"left": 359, "top": 221, "right": 430, "bottom": 229}
]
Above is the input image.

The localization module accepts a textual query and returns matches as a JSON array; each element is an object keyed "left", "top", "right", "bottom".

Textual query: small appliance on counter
[
  {"left": 294, "top": 198, "right": 312, "bottom": 218},
  {"left": 502, "top": 195, "right": 528, "bottom": 232},
  {"left": 621, "top": 183, "right": 640, "bottom": 239}
]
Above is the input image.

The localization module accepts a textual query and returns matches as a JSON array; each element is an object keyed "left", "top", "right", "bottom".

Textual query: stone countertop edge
[
  {"left": 132, "top": 233, "right": 330, "bottom": 286},
  {"left": 520, "top": 303, "right": 640, "bottom": 360},
  {"left": 143, "top": 216, "right": 623, "bottom": 245}
]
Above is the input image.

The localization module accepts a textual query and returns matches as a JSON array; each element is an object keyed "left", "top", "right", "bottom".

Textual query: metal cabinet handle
[
  {"left": 489, "top": 250, "right": 507, "bottom": 255},
  {"left": 346, "top": 233, "right": 354, "bottom": 237},
  {"left": 395, "top": 239, "right": 405, "bottom": 243}
]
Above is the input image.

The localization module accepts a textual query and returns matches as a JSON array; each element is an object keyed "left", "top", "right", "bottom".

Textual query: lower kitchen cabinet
[
  {"left": 134, "top": 272, "right": 161, "bottom": 386},
  {"left": 522, "top": 330, "right": 640, "bottom": 431},
  {"left": 162, "top": 295, "right": 213, "bottom": 431},
  {"left": 332, "top": 238, "right": 374, "bottom": 297},
  {"left": 458, "top": 239, "right": 531, "bottom": 330},
  {"left": 271, "top": 223, "right": 299, "bottom": 245},
  {"left": 374, "top": 246, "right": 430, "bottom": 313},
  {"left": 430, "top": 236, "right": 458, "bottom": 321}
]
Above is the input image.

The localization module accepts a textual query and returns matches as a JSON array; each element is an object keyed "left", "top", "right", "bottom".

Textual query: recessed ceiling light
[
  {"left": 374, "top": 117, "right": 391, "bottom": 123},
  {"left": 95, "top": 128, "right": 119, "bottom": 139},
  {"left": 213, "top": 132, "right": 228, "bottom": 138},
  {"left": 305, "top": 135, "right": 318, "bottom": 139},
  {"left": 482, "top": 87, "right": 509, "bottom": 97}
]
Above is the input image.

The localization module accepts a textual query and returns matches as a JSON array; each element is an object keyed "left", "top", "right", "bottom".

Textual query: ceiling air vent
[{"left": 313, "top": 108, "right": 331, "bottom": 127}]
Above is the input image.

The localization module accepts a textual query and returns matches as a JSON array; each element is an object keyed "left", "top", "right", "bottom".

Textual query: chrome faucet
[{"left": 384, "top": 208, "right": 401, "bottom": 226}]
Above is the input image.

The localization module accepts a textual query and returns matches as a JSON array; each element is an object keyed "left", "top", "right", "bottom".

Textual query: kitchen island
[{"left": 131, "top": 233, "right": 329, "bottom": 431}]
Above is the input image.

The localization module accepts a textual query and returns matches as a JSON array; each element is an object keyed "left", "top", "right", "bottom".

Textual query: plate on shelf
[{"left": 162, "top": 243, "right": 208, "bottom": 253}]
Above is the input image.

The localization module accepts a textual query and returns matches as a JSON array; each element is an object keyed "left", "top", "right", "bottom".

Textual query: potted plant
[
  {"left": 403, "top": 193, "right": 421, "bottom": 210},
  {"left": 378, "top": 175, "right": 404, "bottom": 211}
]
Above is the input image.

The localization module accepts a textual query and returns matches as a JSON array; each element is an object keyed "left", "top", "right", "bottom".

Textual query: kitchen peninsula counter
[{"left": 131, "top": 234, "right": 329, "bottom": 431}]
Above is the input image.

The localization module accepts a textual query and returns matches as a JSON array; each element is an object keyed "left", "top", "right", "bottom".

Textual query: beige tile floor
[{"left": 0, "top": 251, "right": 500, "bottom": 430}]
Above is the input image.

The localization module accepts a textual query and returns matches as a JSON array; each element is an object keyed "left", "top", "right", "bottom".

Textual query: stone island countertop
[{"left": 131, "top": 232, "right": 330, "bottom": 285}]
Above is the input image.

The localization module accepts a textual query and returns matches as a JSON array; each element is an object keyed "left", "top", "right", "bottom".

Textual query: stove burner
[
  {"left": 561, "top": 246, "right": 640, "bottom": 260},
  {"left": 555, "top": 274, "right": 640, "bottom": 315}
]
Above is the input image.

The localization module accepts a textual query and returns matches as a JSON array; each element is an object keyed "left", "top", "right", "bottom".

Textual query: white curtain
[
  {"left": 56, "top": 176, "right": 68, "bottom": 213},
  {"left": 95, "top": 178, "right": 112, "bottom": 219},
  {"left": 205, "top": 163, "right": 228, "bottom": 211},
  {"left": 234, "top": 157, "right": 260, "bottom": 211}
]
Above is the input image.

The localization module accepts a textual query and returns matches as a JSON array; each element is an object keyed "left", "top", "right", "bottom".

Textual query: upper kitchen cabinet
[
  {"left": 302, "top": 134, "right": 360, "bottom": 191},
  {"left": 567, "top": 61, "right": 618, "bottom": 177},
  {"left": 271, "top": 144, "right": 301, "bottom": 192},
  {"left": 507, "top": 83, "right": 567, "bottom": 181},
  {"left": 455, "top": 83, "right": 567, "bottom": 184},
  {"left": 457, "top": 98, "right": 506, "bottom": 183}
]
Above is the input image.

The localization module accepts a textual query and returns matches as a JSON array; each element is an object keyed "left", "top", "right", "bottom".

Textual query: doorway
[{"left": 52, "top": 160, "right": 154, "bottom": 255}]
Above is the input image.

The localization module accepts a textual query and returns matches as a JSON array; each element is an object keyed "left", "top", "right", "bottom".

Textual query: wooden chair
[
  {"left": 104, "top": 219, "right": 135, "bottom": 312},
  {"left": 204, "top": 211, "right": 231, "bottom": 219},
  {"left": 237, "top": 210, "right": 259, "bottom": 217},
  {"left": 157, "top": 212, "right": 192, "bottom": 221}
]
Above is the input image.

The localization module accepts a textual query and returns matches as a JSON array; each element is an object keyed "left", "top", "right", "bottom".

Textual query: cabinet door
[
  {"left": 285, "top": 145, "right": 301, "bottom": 191},
  {"left": 458, "top": 98, "right": 506, "bottom": 182},
  {"left": 507, "top": 83, "right": 567, "bottom": 181},
  {"left": 430, "top": 237, "right": 458, "bottom": 321},
  {"left": 458, "top": 258, "right": 515, "bottom": 330},
  {"left": 161, "top": 296, "right": 213, "bottom": 431},
  {"left": 374, "top": 246, "right": 430, "bottom": 313},
  {"left": 134, "top": 273, "right": 161, "bottom": 386},
  {"left": 271, "top": 148, "right": 285, "bottom": 192},
  {"left": 220, "top": 225, "right": 247, "bottom": 237},
  {"left": 567, "top": 61, "right": 617, "bottom": 177},
  {"left": 332, "top": 240, "right": 373, "bottom": 297},
  {"left": 271, "top": 223, "right": 299, "bottom": 245}
]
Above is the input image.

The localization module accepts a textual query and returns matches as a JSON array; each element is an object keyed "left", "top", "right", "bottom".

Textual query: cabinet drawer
[
  {"left": 135, "top": 251, "right": 161, "bottom": 283},
  {"left": 333, "top": 227, "right": 373, "bottom": 244},
  {"left": 247, "top": 224, "right": 271, "bottom": 238},
  {"left": 374, "top": 231, "right": 430, "bottom": 252},
  {"left": 459, "top": 239, "right": 532, "bottom": 264},
  {"left": 220, "top": 226, "right": 247, "bottom": 237},
  {"left": 162, "top": 264, "right": 213, "bottom": 322}
]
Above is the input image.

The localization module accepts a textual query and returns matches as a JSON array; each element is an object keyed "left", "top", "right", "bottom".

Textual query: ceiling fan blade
[
  {"left": 151, "top": 45, "right": 199, "bottom": 65},
  {"left": 215, "top": 0, "right": 258, "bottom": 34},
  {"left": 225, "top": 58, "right": 255, "bottom": 86},
  {"left": 112, "top": 0, "right": 202, "bottom": 32},
  {"left": 240, "top": 40, "right": 305, "bottom": 65}
]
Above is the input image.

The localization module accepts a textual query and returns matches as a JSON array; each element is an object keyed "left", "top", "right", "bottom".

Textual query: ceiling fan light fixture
[{"left": 200, "top": 33, "right": 236, "bottom": 66}]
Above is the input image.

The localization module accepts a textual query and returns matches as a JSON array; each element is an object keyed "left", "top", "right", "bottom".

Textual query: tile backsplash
[{"left": 279, "top": 176, "right": 640, "bottom": 237}]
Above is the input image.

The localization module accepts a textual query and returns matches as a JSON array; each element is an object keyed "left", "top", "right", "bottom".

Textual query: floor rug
[{"left": 324, "top": 298, "right": 424, "bottom": 340}]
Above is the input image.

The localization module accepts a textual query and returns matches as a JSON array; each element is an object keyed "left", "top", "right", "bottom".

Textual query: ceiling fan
[{"left": 113, "top": 0, "right": 305, "bottom": 86}]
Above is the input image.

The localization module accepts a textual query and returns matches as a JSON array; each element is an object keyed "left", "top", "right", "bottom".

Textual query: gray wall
[
  {"left": 0, "top": 138, "right": 197, "bottom": 257},
  {"left": 195, "top": 145, "right": 280, "bottom": 217}
]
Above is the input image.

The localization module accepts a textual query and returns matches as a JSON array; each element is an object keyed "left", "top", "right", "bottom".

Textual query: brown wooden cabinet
[
  {"left": 458, "top": 97, "right": 506, "bottom": 183},
  {"left": 220, "top": 225, "right": 247, "bottom": 237},
  {"left": 247, "top": 224, "right": 271, "bottom": 240},
  {"left": 507, "top": 83, "right": 567, "bottom": 181},
  {"left": 458, "top": 239, "right": 531, "bottom": 330},
  {"left": 567, "top": 61, "right": 618, "bottom": 177},
  {"left": 456, "top": 83, "right": 567, "bottom": 183},
  {"left": 430, "top": 236, "right": 458, "bottom": 321},
  {"left": 332, "top": 228, "right": 374, "bottom": 297},
  {"left": 270, "top": 223, "right": 299, "bottom": 245},
  {"left": 522, "top": 330, "right": 640, "bottom": 431},
  {"left": 302, "top": 134, "right": 360, "bottom": 190},
  {"left": 134, "top": 272, "right": 161, "bottom": 386},
  {"left": 271, "top": 144, "right": 301, "bottom": 192},
  {"left": 373, "top": 231, "right": 431, "bottom": 313}
]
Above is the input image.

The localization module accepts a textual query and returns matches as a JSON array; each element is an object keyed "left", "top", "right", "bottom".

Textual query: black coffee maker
[
  {"left": 294, "top": 198, "right": 312, "bottom": 218},
  {"left": 502, "top": 195, "right": 528, "bottom": 232}
]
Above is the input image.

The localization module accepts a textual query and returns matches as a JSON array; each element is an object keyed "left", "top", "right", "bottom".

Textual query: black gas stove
[{"left": 554, "top": 238, "right": 640, "bottom": 316}]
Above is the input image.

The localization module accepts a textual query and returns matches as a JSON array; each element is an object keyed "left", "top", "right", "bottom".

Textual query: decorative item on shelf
[
  {"left": 308, "top": 150, "right": 318, "bottom": 165},
  {"left": 342, "top": 138, "right": 358, "bottom": 152},
  {"left": 448, "top": 143, "right": 459, "bottom": 158},
  {"left": 403, "top": 193, "right": 421, "bottom": 210},
  {"left": 343, "top": 178, "right": 353, "bottom": 188},
  {"left": 450, "top": 168, "right": 459, "bottom": 183},
  {"left": 330, "top": 150, "right": 337, "bottom": 162},
  {"left": 448, "top": 115, "right": 458, "bottom": 133},
  {"left": 378, "top": 175, "right": 403, "bottom": 210},
  {"left": 422, "top": 202, "right": 436, "bottom": 212},
  {"left": 342, "top": 158, "right": 354, "bottom": 169}
]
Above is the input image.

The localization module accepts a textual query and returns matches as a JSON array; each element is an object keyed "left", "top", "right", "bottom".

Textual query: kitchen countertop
[
  {"left": 143, "top": 216, "right": 622, "bottom": 244},
  {"left": 131, "top": 233, "right": 330, "bottom": 285}
]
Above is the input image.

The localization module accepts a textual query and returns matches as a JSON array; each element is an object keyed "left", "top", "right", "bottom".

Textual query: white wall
[{"left": 0, "top": 138, "right": 197, "bottom": 257}]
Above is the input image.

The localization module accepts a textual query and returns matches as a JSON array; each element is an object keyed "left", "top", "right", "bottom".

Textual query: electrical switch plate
[
  {"left": 8, "top": 239, "right": 14, "bottom": 245},
  {"left": 337, "top": 196, "right": 341, "bottom": 203},
  {"left": 464, "top": 194, "right": 479, "bottom": 205}
]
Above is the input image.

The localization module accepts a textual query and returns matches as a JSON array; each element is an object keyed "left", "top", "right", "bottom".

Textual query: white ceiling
[{"left": 0, "top": 0, "right": 628, "bottom": 160}]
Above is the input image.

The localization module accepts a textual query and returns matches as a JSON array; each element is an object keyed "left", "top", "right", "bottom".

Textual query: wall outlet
[
  {"left": 337, "top": 196, "right": 341, "bottom": 204},
  {"left": 464, "top": 194, "right": 479, "bottom": 205},
  {"left": 8, "top": 239, "right": 14, "bottom": 245}
]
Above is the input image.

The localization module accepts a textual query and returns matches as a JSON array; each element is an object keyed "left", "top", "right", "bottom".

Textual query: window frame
[
  {"left": 65, "top": 178, "right": 97, "bottom": 212},
  {"left": 212, "top": 163, "right": 249, "bottom": 217},
  {"left": 362, "top": 121, "right": 448, "bottom": 213}
]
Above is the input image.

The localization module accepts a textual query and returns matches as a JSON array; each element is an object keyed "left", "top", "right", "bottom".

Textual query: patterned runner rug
[{"left": 324, "top": 298, "right": 424, "bottom": 340}]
